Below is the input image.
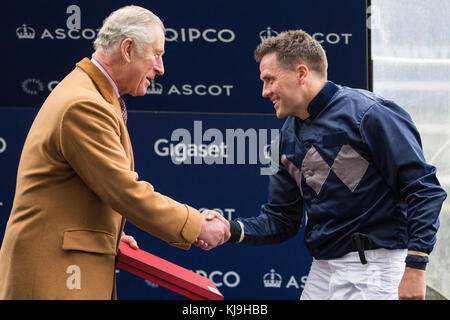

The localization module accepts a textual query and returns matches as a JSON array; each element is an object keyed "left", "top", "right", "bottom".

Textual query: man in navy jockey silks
[{"left": 195, "top": 29, "right": 447, "bottom": 300}]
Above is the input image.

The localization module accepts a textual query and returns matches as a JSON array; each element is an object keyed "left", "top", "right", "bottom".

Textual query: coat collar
[
  {"left": 76, "top": 58, "right": 119, "bottom": 106},
  {"left": 306, "top": 80, "right": 340, "bottom": 120}
]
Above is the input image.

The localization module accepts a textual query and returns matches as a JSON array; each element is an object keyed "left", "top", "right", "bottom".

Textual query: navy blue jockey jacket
[{"left": 229, "top": 81, "right": 446, "bottom": 266}]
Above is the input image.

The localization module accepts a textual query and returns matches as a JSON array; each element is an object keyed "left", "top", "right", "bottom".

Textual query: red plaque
[{"left": 116, "top": 242, "right": 224, "bottom": 300}]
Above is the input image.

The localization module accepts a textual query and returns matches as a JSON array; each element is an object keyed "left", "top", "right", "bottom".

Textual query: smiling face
[
  {"left": 259, "top": 52, "right": 306, "bottom": 119},
  {"left": 121, "top": 25, "right": 165, "bottom": 96}
]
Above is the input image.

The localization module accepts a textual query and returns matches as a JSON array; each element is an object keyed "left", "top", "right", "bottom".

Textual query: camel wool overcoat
[{"left": 0, "top": 58, "right": 202, "bottom": 299}]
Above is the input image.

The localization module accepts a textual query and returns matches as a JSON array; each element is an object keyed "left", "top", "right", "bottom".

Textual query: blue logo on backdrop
[
  {"left": 259, "top": 27, "right": 279, "bottom": 41},
  {"left": 16, "top": 24, "right": 36, "bottom": 39},
  {"left": 165, "top": 27, "right": 236, "bottom": 43}
]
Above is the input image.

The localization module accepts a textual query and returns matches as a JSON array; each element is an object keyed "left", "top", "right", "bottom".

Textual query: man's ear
[
  {"left": 296, "top": 64, "right": 309, "bottom": 85},
  {"left": 120, "top": 38, "right": 133, "bottom": 63}
]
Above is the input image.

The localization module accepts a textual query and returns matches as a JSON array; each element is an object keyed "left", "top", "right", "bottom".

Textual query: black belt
[{"left": 351, "top": 233, "right": 372, "bottom": 264}]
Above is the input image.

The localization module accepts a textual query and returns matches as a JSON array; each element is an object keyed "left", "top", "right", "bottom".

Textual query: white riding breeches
[{"left": 300, "top": 248, "right": 408, "bottom": 300}]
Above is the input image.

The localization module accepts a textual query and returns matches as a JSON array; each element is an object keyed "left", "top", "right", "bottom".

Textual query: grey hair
[{"left": 94, "top": 5, "right": 165, "bottom": 56}]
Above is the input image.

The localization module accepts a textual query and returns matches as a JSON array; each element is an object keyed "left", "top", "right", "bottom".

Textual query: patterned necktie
[{"left": 118, "top": 97, "right": 127, "bottom": 125}]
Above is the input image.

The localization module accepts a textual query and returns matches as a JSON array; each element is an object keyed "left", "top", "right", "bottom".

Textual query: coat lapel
[
  {"left": 75, "top": 58, "right": 122, "bottom": 120},
  {"left": 75, "top": 58, "right": 133, "bottom": 164}
]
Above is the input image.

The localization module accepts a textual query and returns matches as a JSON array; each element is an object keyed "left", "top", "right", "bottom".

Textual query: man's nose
[
  {"left": 155, "top": 58, "right": 164, "bottom": 76},
  {"left": 262, "top": 84, "right": 271, "bottom": 98}
]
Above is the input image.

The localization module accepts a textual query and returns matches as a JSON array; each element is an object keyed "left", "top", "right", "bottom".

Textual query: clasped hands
[{"left": 194, "top": 210, "right": 230, "bottom": 250}]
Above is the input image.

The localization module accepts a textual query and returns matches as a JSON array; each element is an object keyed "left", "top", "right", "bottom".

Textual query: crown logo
[
  {"left": 263, "top": 269, "right": 282, "bottom": 288},
  {"left": 16, "top": 24, "right": 36, "bottom": 39},
  {"left": 146, "top": 81, "right": 163, "bottom": 95},
  {"left": 259, "top": 27, "right": 279, "bottom": 42}
]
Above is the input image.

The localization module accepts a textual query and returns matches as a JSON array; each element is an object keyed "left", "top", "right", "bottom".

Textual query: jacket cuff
[
  {"left": 406, "top": 261, "right": 427, "bottom": 271},
  {"left": 405, "top": 250, "right": 429, "bottom": 264},
  {"left": 180, "top": 204, "right": 203, "bottom": 245},
  {"left": 228, "top": 220, "right": 244, "bottom": 243}
]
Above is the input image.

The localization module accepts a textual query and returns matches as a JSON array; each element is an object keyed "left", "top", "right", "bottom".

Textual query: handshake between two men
[{"left": 195, "top": 210, "right": 231, "bottom": 250}]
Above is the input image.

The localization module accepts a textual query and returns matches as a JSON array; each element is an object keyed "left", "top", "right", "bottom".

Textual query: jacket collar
[
  {"left": 76, "top": 58, "right": 118, "bottom": 106},
  {"left": 306, "top": 80, "right": 340, "bottom": 120}
]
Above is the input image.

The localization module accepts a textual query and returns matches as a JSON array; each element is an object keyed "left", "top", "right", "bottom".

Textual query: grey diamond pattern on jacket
[{"left": 282, "top": 144, "right": 369, "bottom": 195}]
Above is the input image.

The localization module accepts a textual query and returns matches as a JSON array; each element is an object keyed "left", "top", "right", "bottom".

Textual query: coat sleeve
[
  {"left": 360, "top": 102, "right": 447, "bottom": 264},
  {"left": 59, "top": 99, "right": 202, "bottom": 250}
]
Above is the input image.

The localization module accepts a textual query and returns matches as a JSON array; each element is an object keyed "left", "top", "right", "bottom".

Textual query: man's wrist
[
  {"left": 406, "top": 250, "right": 429, "bottom": 267},
  {"left": 406, "top": 262, "right": 427, "bottom": 271}
]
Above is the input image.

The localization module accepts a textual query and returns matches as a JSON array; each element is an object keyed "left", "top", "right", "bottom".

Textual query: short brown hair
[{"left": 254, "top": 29, "right": 328, "bottom": 78}]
